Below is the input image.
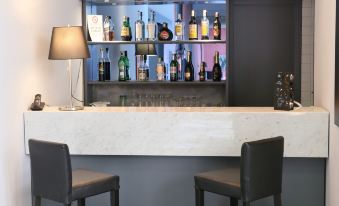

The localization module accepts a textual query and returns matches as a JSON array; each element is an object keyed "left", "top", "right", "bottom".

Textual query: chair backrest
[
  {"left": 29, "top": 139, "right": 72, "bottom": 204},
  {"left": 240, "top": 136, "right": 284, "bottom": 202}
]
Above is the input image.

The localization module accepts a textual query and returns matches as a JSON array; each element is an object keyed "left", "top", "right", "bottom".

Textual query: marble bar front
[{"left": 24, "top": 106, "right": 329, "bottom": 158}]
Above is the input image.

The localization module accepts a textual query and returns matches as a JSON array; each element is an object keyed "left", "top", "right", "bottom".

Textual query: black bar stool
[
  {"left": 29, "top": 139, "right": 120, "bottom": 206},
  {"left": 194, "top": 136, "right": 284, "bottom": 206}
]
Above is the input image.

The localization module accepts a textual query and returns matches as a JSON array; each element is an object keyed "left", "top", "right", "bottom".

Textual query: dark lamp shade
[
  {"left": 136, "top": 44, "right": 157, "bottom": 56},
  {"left": 48, "top": 26, "right": 90, "bottom": 60}
]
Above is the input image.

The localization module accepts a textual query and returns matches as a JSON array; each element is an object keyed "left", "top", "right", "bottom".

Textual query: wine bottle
[
  {"left": 98, "top": 48, "right": 105, "bottom": 81},
  {"left": 199, "top": 62, "right": 206, "bottom": 81},
  {"left": 212, "top": 51, "right": 222, "bottom": 81},
  {"left": 170, "top": 53, "right": 178, "bottom": 81},
  {"left": 104, "top": 48, "right": 111, "bottom": 81},
  {"left": 175, "top": 13, "right": 184, "bottom": 41},
  {"left": 189, "top": 10, "right": 198, "bottom": 40},
  {"left": 135, "top": 11, "right": 145, "bottom": 41},
  {"left": 121, "top": 16, "right": 132, "bottom": 41},
  {"left": 213, "top": 12, "right": 221, "bottom": 40},
  {"left": 201, "top": 10, "right": 209, "bottom": 40},
  {"left": 185, "top": 51, "right": 194, "bottom": 81},
  {"left": 118, "top": 52, "right": 127, "bottom": 81},
  {"left": 147, "top": 11, "right": 157, "bottom": 41}
]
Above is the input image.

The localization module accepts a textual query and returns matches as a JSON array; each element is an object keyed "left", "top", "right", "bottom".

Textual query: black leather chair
[
  {"left": 194, "top": 136, "right": 284, "bottom": 206},
  {"left": 29, "top": 139, "right": 120, "bottom": 206}
]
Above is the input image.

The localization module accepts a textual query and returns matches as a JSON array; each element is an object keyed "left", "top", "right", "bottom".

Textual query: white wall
[
  {"left": 314, "top": 0, "right": 339, "bottom": 206},
  {"left": 0, "top": 1, "right": 82, "bottom": 205}
]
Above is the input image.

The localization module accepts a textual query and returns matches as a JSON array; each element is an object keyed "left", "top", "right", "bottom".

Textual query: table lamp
[{"left": 48, "top": 26, "right": 90, "bottom": 111}]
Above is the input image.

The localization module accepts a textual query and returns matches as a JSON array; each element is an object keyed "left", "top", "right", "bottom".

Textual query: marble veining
[{"left": 24, "top": 106, "right": 329, "bottom": 157}]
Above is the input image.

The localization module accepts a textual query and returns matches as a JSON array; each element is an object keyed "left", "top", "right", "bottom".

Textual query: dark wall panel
[{"left": 229, "top": 0, "right": 302, "bottom": 106}]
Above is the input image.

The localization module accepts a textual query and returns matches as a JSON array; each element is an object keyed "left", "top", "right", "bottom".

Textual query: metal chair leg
[
  {"left": 195, "top": 188, "right": 204, "bottom": 206},
  {"left": 230, "top": 197, "right": 238, "bottom": 206},
  {"left": 274, "top": 194, "right": 282, "bottom": 206},
  {"left": 110, "top": 189, "right": 119, "bottom": 206},
  {"left": 32, "top": 196, "right": 41, "bottom": 206},
  {"left": 78, "top": 198, "right": 85, "bottom": 206}
]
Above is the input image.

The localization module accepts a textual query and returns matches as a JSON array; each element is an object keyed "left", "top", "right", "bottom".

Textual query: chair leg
[
  {"left": 32, "top": 196, "right": 41, "bottom": 206},
  {"left": 78, "top": 198, "right": 85, "bottom": 206},
  {"left": 274, "top": 194, "right": 282, "bottom": 206},
  {"left": 110, "top": 189, "right": 119, "bottom": 206},
  {"left": 242, "top": 201, "right": 250, "bottom": 206},
  {"left": 230, "top": 197, "right": 238, "bottom": 206},
  {"left": 195, "top": 188, "right": 204, "bottom": 206}
]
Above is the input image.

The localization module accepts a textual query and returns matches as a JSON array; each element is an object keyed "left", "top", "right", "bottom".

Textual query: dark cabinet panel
[{"left": 229, "top": 0, "right": 301, "bottom": 106}]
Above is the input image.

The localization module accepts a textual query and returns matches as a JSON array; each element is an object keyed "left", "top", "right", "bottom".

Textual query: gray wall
[{"left": 42, "top": 157, "right": 325, "bottom": 206}]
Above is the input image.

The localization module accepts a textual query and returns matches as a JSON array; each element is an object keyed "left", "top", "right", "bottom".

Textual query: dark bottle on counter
[
  {"left": 98, "top": 48, "right": 105, "bottom": 81},
  {"left": 121, "top": 16, "right": 132, "bottom": 41},
  {"left": 118, "top": 52, "right": 127, "bottom": 81},
  {"left": 124, "top": 51, "right": 130, "bottom": 80},
  {"left": 104, "top": 48, "right": 111, "bottom": 81},
  {"left": 144, "top": 55, "right": 150, "bottom": 80},
  {"left": 158, "top": 22, "right": 173, "bottom": 41},
  {"left": 189, "top": 10, "right": 198, "bottom": 40},
  {"left": 185, "top": 51, "right": 194, "bottom": 81},
  {"left": 170, "top": 53, "right": 178, "bottom": 81},
  {"left": 212, "top": 51, "right": 222, "bottom": 81},
  {"left": 213, "top": 12, "right": 221, "bottom": 40},
  {"left": 162, "top": 57, "right": 167, "bottom": 80},
  {"left": 199, "top": 62, "right": 206, "bottom": 81}
]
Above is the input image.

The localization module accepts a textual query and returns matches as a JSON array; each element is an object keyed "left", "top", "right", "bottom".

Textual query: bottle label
[
  {"left": 160, "top": 31, "right": 169, "bottom": 40},
  {"left": 189, "top": 24, "right": 198, "bottom": 39},
  {"left": 201, "top": 22, "right": 209, "bottom": 36},
  {"left": 119, "top": 64, "right": 125, "bottom": 79},
  {"left": 170, "top": 66, "right": 177, "bottom": 79},
  {"left": 121, "top": 26, "right": 130, "bottom": 36},
  {"left": 136, "top": 24, "right": 142, "bottom": 39},
  {"left": 148, "top": 24, "right": 156, "bottom": 39},
  {"left": 175, "top": 25, "right": 183, "bottom": 36},
  {"left": 139, "top": 70, "right": 146, "bottom": 80},
  {"left": 213, "top": 26, "right": 220, "bottom": 37},
  {"left": 185, "top": 72, "right": 191, "bottom": 79}
]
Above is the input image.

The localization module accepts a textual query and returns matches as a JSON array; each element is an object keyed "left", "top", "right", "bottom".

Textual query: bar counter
[{"left": 24, "top": 106, "right": 329, "bottom": 158}]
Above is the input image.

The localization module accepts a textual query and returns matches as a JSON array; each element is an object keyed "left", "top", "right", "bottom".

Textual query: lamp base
[{"left": 59, "top": 105, "right": 84, "bottom": 111}]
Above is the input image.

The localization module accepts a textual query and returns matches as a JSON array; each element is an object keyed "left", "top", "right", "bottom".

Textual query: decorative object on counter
[
  {"left": 158, "top": 22, "right": 173, "bottom": 41},
  {"left": 274, "top": 72, "right": 294, "bottom": 111},
  {"left": 30, "top": 94, "right": 45, "bottom": 111},
  {"left": 87, "top": 15, "right": 103, "bottom": 42},
  {"left": 48, "top": 25, "right": 90, "bottom": 111}
]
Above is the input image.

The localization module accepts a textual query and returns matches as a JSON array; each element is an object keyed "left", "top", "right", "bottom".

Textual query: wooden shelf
[{"left": 88, "top": 40, "right": 227, "bottom": 45}]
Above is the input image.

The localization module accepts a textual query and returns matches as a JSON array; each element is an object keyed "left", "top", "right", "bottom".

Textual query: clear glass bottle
[
  {"left": 147, "top": 11, "right": 157, "bottom": 41},
  {"left": 138, "top": 55, "right": 147, "bottom": 81},
  {"left": 118, "top": 52, "right": 127, "bottom": 81},
  {"left": 135, "top": 11, "right": 145, "bottom": 41},
  {"left": 98, "top": 48, "right": 105, "bottom": 81},
  {"left": 121, "top": 16, "right": 132, "bottom": 41},
  {"left": 104, "top": 48, "right": 111, "bottom": 81},
  {"left": 189, "top": 10, "right": 198, "bottom": 40},
  {"left": 175, "top": 13, "right": 184, "bottom": 41},
  {"left": 201, "top": 10, "right": 209, "bottom": 40},
  {"left": 156, "top": 57, "right": 165, "bottom": 81},
  {"left": 104, "top": 16, "right": 114, "bottom": 41}
]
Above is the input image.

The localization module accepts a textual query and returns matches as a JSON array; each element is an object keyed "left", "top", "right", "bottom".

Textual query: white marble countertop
[{"left": 24, "top": 106, "right": 329, "bottom": 157}]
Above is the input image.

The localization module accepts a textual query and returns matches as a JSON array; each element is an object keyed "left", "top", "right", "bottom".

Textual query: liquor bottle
[
  {"left": 201, "top": 10, "right": 209, "bottom": 40},
  {"left": 118, "top": 52, "right": 127, "bottom": 81},
  {"left": 212, "top": 51, "right": 222, "bottom": 81},
  {"left": 147, "top": 10, "right": 157, "bottom": 41},
  {"left": 135, "top": 11, "right": 145, "bottom": 41},
  {"left": 162, "top": 57, "right": 167, "bottom": 80},
  {"left": 138, "top": 55, "right": 147, "bottom": 81},
  {"left": 144, "top": 55, "right": 150, "bottom": 80},
  {"left": 170, "top": 53, "right": 178, "bottom": 81},
  {"left": 121, "top": 16, "right": 132, "bottom": 41},
  {"left": 175, "top": 13, "right": 184, "bottom": 41},
  {"left": 189, "top": 10, "right": 198, "bottom": 40},
  {"left": 213, "top": 12, "right": 221, "bottom": 40},
  {"left": 199, "top": 62, "right": 206, "bottom": 81},
  {"left": 156, "top": 57, "right": 165, "bottom": 81},
  {"left": 185, "top": 51, "right": 194, "bottom": 81},
  {"left": 98, "top": 48, "right": 105, "bottom": 81},
  {"left": 124, "top": 51, "right": 130, "bottom": 80},
  {"left": 158, "top": 22, "right": 173, "bottom": 41},
  {"left": 104, "top": 16, "right": 114, "bottom": 41},
  {"left": 104, "top": 48, "right": 111, "bottom": 81}
]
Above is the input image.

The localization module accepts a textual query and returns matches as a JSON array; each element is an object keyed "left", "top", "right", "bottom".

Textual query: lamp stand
[{"left": 59, "top": 59, "right": 84, "bottom": 111}]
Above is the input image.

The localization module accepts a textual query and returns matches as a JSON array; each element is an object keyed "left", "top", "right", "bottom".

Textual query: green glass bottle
[
  {"left": 170, "top": 53, "right": 178, "bottom": 81},
  {"left": 185, "top": 51, "right": 194, "bottom": 81},
  {"left": 118, "top": 52, "right": 126, "bottom": 81}
]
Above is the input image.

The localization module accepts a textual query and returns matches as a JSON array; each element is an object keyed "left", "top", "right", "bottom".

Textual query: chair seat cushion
[
  {"left": 72, "top": 169, "right": 119, "bottom": 200},
  {"left": 194, "top": 168, "right": 241, "bottom": 198}
]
